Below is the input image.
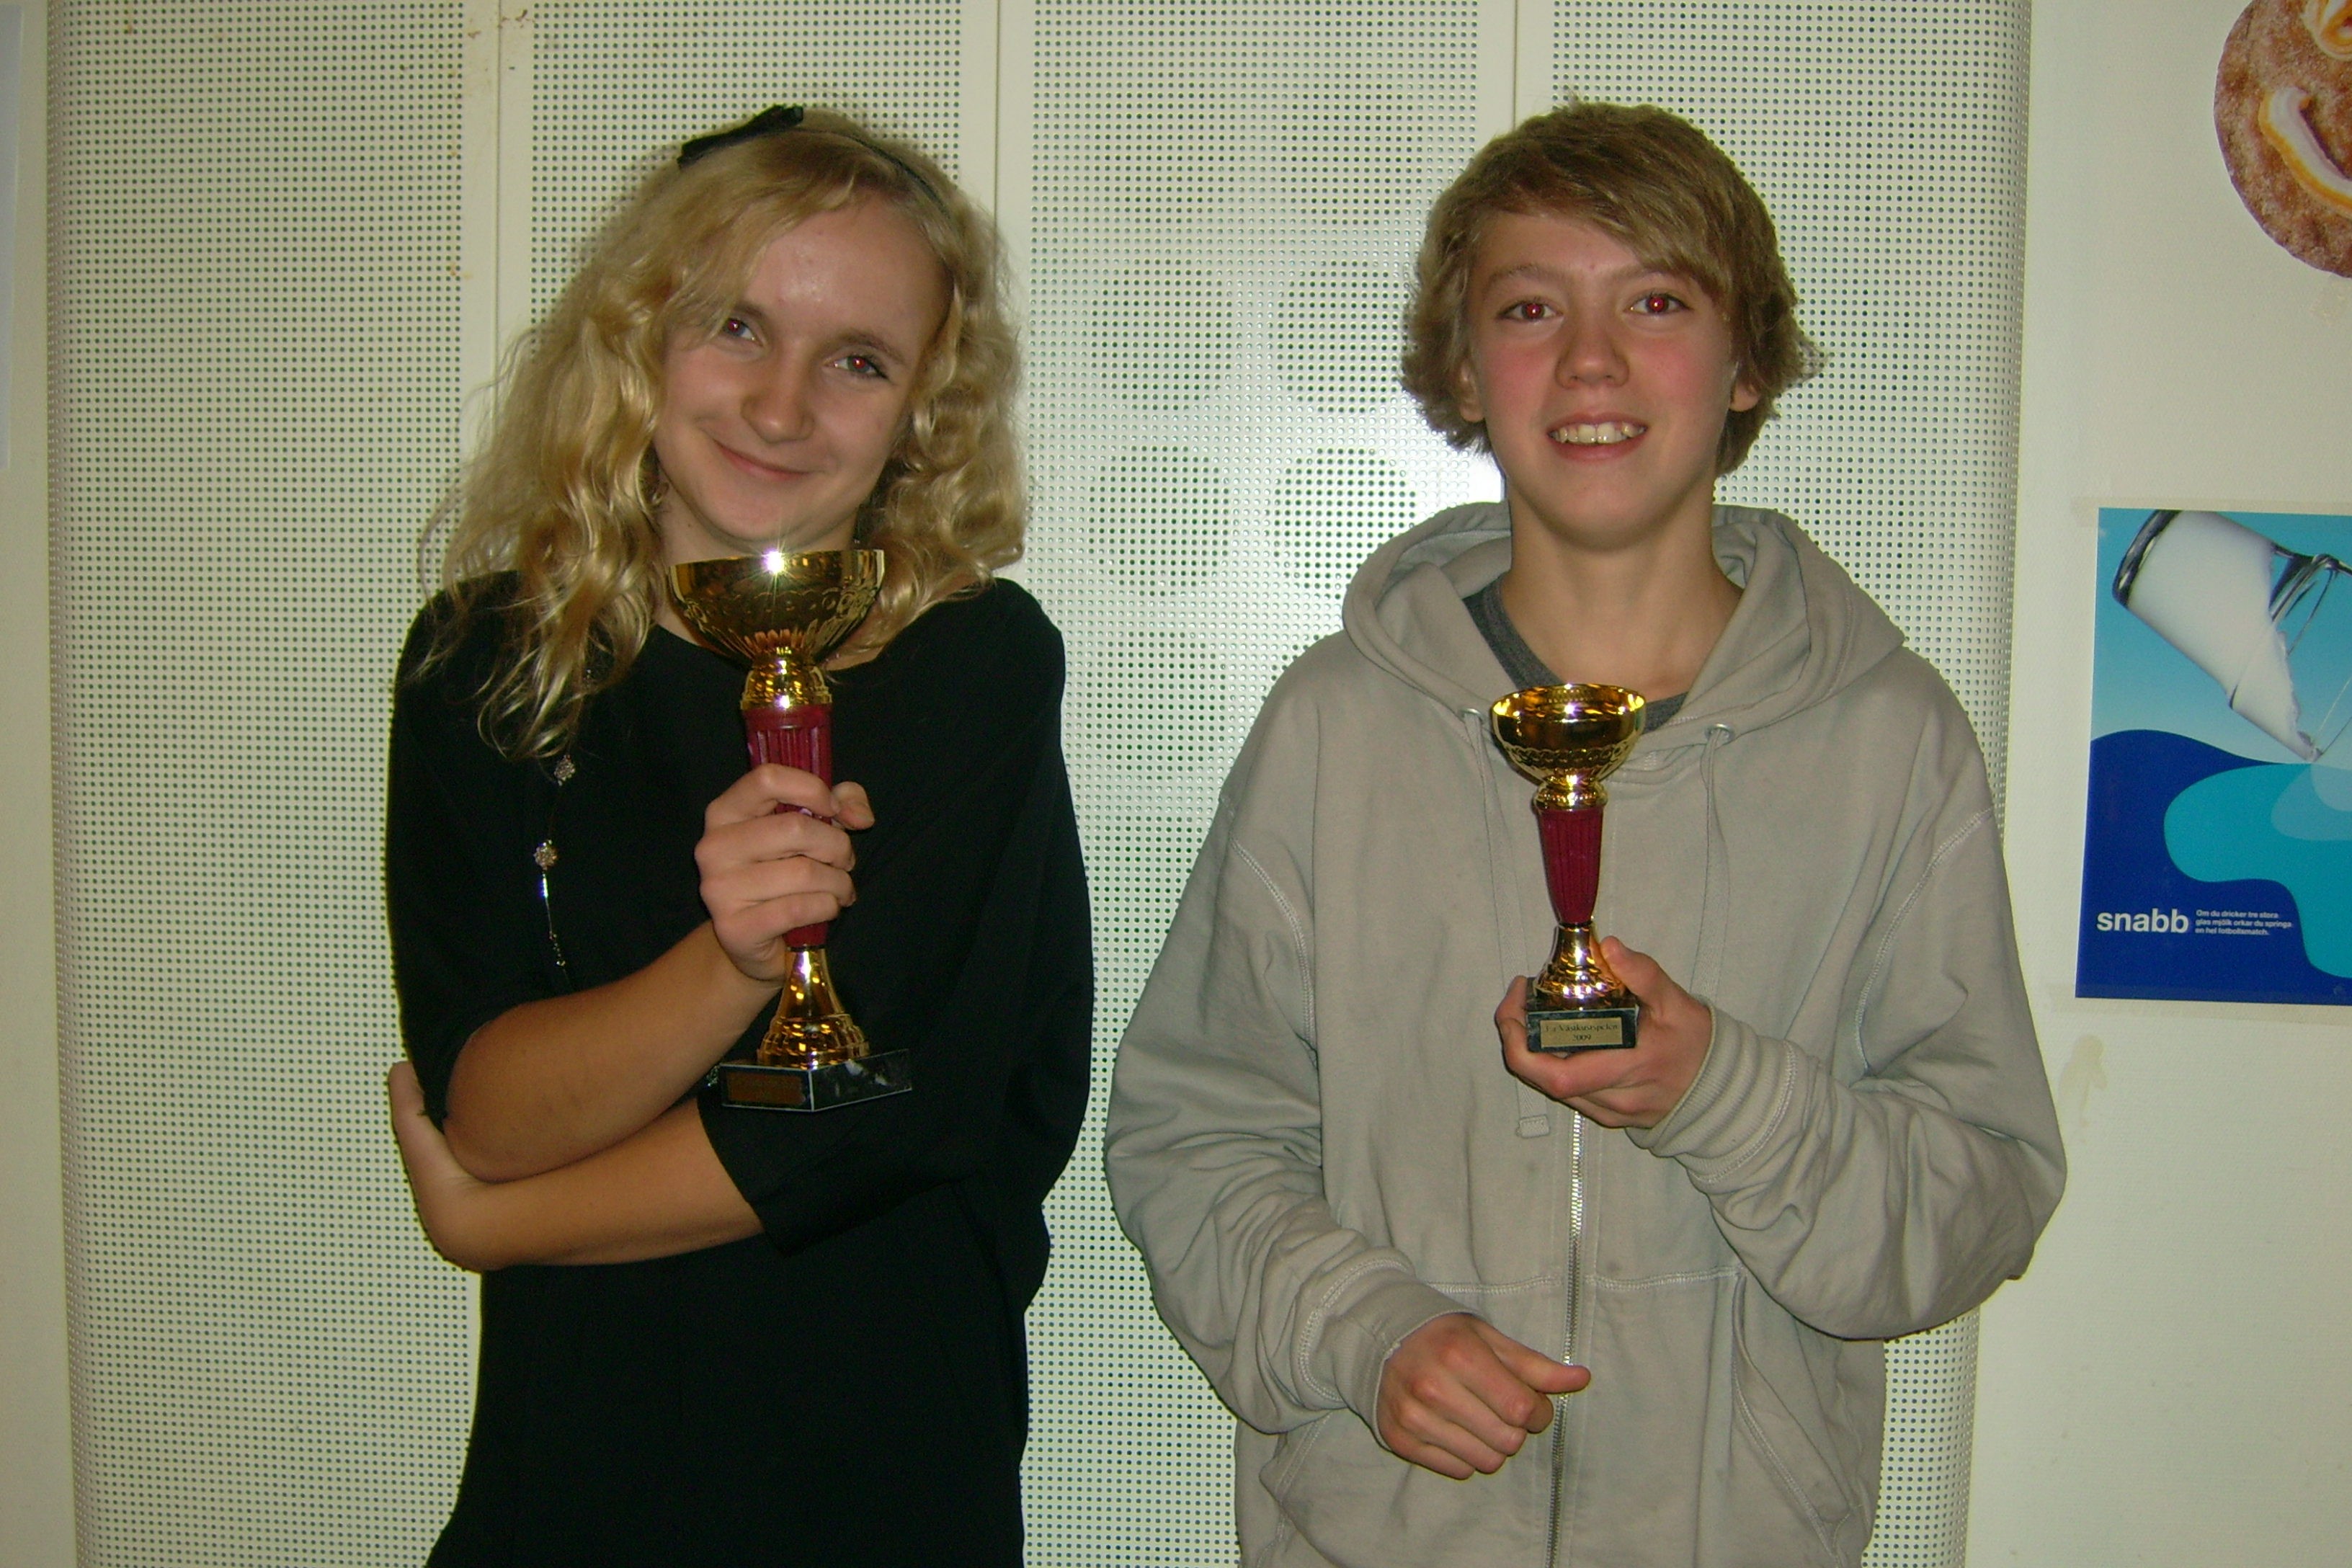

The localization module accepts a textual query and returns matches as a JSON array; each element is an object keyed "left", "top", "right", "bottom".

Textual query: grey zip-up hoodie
[{"left": 1105, "top": 502, "right": 2065, "bottom": 1568}]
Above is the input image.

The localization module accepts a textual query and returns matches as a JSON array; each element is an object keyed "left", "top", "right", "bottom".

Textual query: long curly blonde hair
[{"left": 428, "top": 108, "right": 1024, "bottom": 760}]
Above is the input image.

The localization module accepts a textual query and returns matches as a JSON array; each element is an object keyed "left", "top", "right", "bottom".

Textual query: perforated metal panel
[
  {"left": 53, "top": 4, "right": 472, "bottom": 1562},
  {"left": 524, "top": 0, "right": 979, "bottom": 316},
  {"left": 1877, "top": 1313, "right": 1982, "bottom": 1568},
  {"left": 1010, "top": 1, "right": 1511, "bottom": 1556}
]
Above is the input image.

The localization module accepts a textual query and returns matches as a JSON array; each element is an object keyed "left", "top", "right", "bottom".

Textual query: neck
[{"left": 1497, "top": 507, "right": 1739, "bottom": 700}]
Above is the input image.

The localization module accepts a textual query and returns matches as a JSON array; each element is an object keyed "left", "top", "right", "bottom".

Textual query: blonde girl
[{"left": 383, "top": 107, "right": 1090, "bottom": 1567}]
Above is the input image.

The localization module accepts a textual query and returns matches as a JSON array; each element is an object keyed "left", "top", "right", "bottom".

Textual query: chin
[{"left": 707, "top": 512, "right": 850, "bottom": 556}]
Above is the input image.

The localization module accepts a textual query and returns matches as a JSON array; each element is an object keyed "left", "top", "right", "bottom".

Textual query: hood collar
[{"left": 1340, "top": 501, "right": 1906, "bottom": 739}]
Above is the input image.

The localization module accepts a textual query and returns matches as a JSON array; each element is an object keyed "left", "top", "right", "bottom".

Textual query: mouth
[
  {"left": 1548, "top": 420, "right": 1647, "bottom": 447},
  {"left": 716, "top": 441, "right": 811, "bottom": 482}
]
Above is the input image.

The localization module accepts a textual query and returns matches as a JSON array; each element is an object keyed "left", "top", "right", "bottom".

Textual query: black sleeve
[
  {"left": 980, "top": 754, "right": 1093, "bottom": 1304},
  {"left": 383, "top": 594, "right": 563, "bottom": 1123},
  {"left": 697, "top": 587, "right": 1095, "bottom": 1267}
]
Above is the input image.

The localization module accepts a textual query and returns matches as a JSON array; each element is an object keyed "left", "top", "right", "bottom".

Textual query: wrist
[
  {"left": 1628, "top": 1007, "right": 1778, "bottom": 1167},
  {"left": 419, "top": 1171, "right": 524, "bottom": 1273},
  {"left": 1322, "top": 1273, "right": 1473, "bottom": 1424},
  {"left": 698, "top": 920, "right": 785, "bottom": 1004}
]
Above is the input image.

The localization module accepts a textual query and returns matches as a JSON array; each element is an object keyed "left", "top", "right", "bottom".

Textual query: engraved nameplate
[{"left": 1540, "top": 1015, "right": 1623, "bottom": 1049}]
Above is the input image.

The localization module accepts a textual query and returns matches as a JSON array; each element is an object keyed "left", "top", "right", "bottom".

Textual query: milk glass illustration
[
  {"left": 2081, "top": 507, "right": 2352, "bottom": 1005},
  {"left": 2113, "top": 509, "right": 2352, "bottom": 775}
]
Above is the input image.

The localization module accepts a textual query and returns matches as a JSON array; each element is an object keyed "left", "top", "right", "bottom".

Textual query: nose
[
  {"left": 741, "top": 358, "right": 815, "bottom": 444},
  {"left": 1554, "top": 300, "right": 1626, "bottom": 388}
]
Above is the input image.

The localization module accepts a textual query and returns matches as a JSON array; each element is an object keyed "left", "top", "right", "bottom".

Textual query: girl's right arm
[
  {"left": 388, "top": 605, "right": 881, "bottom": 1182},
  {"left": 439, "top": 767, "right": 874, "bottom": 1181}
]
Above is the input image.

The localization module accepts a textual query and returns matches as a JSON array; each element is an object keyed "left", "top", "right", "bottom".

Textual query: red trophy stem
[
  {"left": 1536, "top": 803, "right": 1603, "bottom": 926},
  {"left": 744, "top": 701, "right": 834, "bottom": 948}
]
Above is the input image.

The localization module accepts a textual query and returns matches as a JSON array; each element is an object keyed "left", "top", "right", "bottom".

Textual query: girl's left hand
[
  {"left": 388, "top": 1060, "right": 503, "bottom": 1272},
  {"left": 1494, "top": 938, "right": 1713, "bottom": 1128}
]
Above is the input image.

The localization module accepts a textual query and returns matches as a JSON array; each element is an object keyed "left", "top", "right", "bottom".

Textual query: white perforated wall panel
[
  {"left": 53, "top": 5, "right": 472, "bottom": 1562},
  {"left": 524, "top": 0, "right": 982, "bottom": 316},
  {"left": 52, "top": 4, "right": 2023, "bottom": 1564},
  {"left": 1007, "top": 1, "right": 1511, "bottom": 1556}
]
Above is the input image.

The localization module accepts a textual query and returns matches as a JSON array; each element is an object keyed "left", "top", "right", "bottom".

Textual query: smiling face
[
  {"left": 1453, "top": 211, "right": 1758, "bottom": 558},
  {"left": 653, "top": 200, "right": 950, "bottom": 564}
]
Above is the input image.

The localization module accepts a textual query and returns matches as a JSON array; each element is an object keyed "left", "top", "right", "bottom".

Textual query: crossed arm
[
  {"left": 388, "top": 766, "right": 870, "bottom": 1272},
  {"left": 390, "top": 1063, "right": 754, "bottom": 1269}
]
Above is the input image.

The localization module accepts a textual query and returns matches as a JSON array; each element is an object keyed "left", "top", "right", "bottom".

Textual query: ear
[
  {"left": 1451, "top": 360, "right": 1487, "bottom": 427},
  {"left": 1729, "top": 375, "right": 1762, "bottom": 414}
]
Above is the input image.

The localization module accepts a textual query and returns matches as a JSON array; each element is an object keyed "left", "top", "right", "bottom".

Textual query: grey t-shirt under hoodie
[{"left": 1464, "top": 576, "right": 1688, "bottom": 729}]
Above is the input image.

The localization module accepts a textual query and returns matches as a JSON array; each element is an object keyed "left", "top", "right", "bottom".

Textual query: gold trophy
[
  {"left": 669, "top": 548, "right": 912, "bottom": 1110},
  {"left": 1490, "top": 684, "right": 1646, "bottom": 1051}
]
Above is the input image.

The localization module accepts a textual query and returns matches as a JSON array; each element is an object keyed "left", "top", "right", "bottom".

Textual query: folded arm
[
  {"left": 440, "top": 768, "right": 872, "bottom": 1180},
  {"left": 389, "top": 1059, "right": 759, "bottom": 1269}
]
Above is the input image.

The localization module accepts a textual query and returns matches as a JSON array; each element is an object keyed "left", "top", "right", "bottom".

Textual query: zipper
[
  {"left": 1545, "top": 1110, "right": 1585, "bottom": 1567},
  {"left": 1468, "top": 697, "right": 1585, "bottom": 1566}
]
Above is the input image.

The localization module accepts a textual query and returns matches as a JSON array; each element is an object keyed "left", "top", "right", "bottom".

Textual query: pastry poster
[
  {"left": 2079, "top": 507, "right": 2352, "bottom": 1004},
  {"left": 2217, "top": 0, "right": 2352, "bottom": 277}
]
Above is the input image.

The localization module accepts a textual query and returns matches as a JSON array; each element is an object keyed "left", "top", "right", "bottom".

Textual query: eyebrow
[{"left": 1479, "top": 259, "right": 1684, "bottom": 292}]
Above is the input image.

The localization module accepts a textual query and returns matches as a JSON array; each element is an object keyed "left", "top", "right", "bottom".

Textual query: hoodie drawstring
[{"left": 1691, "top": 723, "right": 1733, "bottom": 1000}]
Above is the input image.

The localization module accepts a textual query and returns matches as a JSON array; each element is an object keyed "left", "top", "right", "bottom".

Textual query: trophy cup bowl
[
  {"left": 670, "top": 548, "right": 913, "bottom": 1111},
  {"left": 1491, "top": 684, "right": 1647, "bottom": 1052}
]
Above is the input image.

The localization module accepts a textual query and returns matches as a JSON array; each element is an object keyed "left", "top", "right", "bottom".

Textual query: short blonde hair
[
  {"left": 1402, "top": 102, "right": 1818, "bottom": 475},
  {"left": 432, "top": 108, "right": 1023, "bottom": 760}
]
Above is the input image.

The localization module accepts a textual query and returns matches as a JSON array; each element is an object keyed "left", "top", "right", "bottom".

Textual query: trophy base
[
  {"left": 1525, "top": 1002, "right": 1641, "bottom": 1054},
  {"left": 711, "top": 1048, "right": 914, "bottom": 1112}
]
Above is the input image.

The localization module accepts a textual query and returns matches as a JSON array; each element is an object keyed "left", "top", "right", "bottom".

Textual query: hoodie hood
[{"left": 1340, "top": 500, "right": 1908, "bottom": 742}]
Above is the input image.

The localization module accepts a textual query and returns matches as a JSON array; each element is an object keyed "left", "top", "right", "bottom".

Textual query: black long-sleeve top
[{"left": 386, "top": 578, "right": 1092, "bottom": 1568}]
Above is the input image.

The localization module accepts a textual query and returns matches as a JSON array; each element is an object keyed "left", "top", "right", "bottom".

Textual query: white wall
[{"left": 1971, "top": 0, "right": 2352, "bottom": 1561}]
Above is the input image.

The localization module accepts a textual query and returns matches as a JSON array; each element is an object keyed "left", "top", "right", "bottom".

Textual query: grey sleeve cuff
[
  {"left": 1309, "top": 1267, "right": 1471, "bottom": 1427},
  {"left": 1625, "top": 1009, "right": 1807, "bottom": 1185}
]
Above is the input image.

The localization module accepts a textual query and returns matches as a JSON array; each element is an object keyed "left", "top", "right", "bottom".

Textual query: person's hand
[
  {"left": 696, "top": 766, "right": 876, "bottom": 984},
  {"left": 388, "top": 1060, "right": 504, "bottom": 1272},
  {"left": 1376, "top": 1314, "right": 1590, "bottom": 1479},
  {"left": 1497, "top": 938, "right": 1712, "bottom": 1128}
]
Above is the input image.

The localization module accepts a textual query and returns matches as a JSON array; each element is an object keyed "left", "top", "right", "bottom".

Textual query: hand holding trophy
[
  {"left": 1489, "top": 683, "right": 1646, "bottom": 1051},
  {"left": 671, "top": 547, "right": 913, "bottom": 1110}
]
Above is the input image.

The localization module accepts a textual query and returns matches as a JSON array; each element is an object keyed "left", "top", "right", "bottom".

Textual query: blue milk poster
[{"left": 2080, "top": 507, "right": 2352, "bottom": 1004}]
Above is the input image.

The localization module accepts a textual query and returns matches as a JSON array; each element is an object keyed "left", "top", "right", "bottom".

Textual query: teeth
[{"left": 1550, "top": 421, "right": 1646, "bottom": 446}]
